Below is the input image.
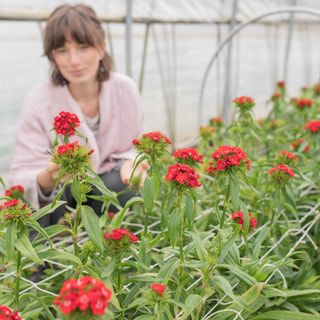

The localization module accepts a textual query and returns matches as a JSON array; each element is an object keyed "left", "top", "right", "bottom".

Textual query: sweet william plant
[{"left": 1, "top": 79, "right": 320, "bottom": 319}]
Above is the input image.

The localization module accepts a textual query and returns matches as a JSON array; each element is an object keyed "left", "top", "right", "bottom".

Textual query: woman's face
[{"left": 53, "top": 31, "right": 105, "bottom": 86}]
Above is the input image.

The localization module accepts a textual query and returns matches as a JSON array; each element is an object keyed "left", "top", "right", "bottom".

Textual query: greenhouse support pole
[
  {"left": 283, "top": 0, "right": 298, "bottom": 84},
  {"left": 222, "top": 0, "right": 238, "bottom": 126},
  {"left": 125, "top": 0, "right": 133, "bottom": 77}
]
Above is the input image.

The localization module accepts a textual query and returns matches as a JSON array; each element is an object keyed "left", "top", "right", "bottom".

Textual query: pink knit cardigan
[{"left": 10, "top": 72, "right": 144, "bottom": 209}]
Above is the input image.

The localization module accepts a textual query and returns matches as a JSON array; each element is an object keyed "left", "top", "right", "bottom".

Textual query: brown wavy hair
[{"left": 44, "top": 4, "right": 113, "bottom": 86}]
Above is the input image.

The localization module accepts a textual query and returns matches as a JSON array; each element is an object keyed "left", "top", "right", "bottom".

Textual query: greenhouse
[{"left": 1, "top": 0, "right": 320, "bottom": 319}]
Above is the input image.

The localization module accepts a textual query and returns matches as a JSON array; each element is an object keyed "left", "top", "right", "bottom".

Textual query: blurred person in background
[{"left": 9, "top": 4, "right": 147, "bottom": 228}]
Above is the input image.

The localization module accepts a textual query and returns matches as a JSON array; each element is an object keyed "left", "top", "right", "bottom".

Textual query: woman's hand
[
  {"left": 120, "top": 159, "right": 148, "bottom": 187},
  {"left": 37, "top": 160, "right": 70, "bottom": 196}
]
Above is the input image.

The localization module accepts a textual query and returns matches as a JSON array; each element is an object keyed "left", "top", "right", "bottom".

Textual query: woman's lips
[{"left": 70, "top": 69, "right": 84, "bottom": 76}]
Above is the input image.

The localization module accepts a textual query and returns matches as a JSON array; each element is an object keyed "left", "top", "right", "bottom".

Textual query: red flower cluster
[
  {"left": 53, "top": 276, "right": 112, "bottom": 316},
  {"left": 277, "top": 81, "right": 285, "bottom": 88},
  {"left": 104, "top": 228, "right": 138, "bottom": 256},
  {"left": 277, "top": 150, "right": 299, "bottom": 165},
  {"left": 53, "top": 111, "right": 80, "bottom": 137},
  {"left": 291, "top": 138, "right": 309, "bottom": 152},
  {"left": 150, "top": 284, "right": 166, "bottom": 296},
  {"left": 0, "top": 199, "right": 31, "bottom": 222},
  {"left": 104, "top": 228, "right": 138, "bottom": 242},
  {"left": 205, "top": 146, "right": 251, "bottom": 176},
  {"left": 209, "top": 117, "right": 224, "bottom": 128},
  {"left": 271, "top": 92, "right": 282, "bottom": 101},
  {"left": 173, "top": 148, "right": 203, "bottom": 165},
  {"left": 232, "top": 96, "right": 255, "bottom": 110},
  {"left": 53, "top": 141, "right": 94, "bottom": 176},
  {"left": 5, "top": 185, "right": 24, "bottom": 199},
  {"left": 132, "top": 131, "right": 171, "bottom": 156},
  {"left": 268, "top": 164, "right": 294, "bottom": 183},
  {"left": 0, "top": 305, "right": 21, "bottom": 320},
  {"left": 231, "top": 211, "right": 257, "bottom": 231},
  {"left": 292, "top": 97, "right": 313, "bottom": 109},
  {"left": 303, "top": 120, "right": 320, "bottom": 133},
  {"left": 166, "top": 163, "right": 201, "bottom": 188}
]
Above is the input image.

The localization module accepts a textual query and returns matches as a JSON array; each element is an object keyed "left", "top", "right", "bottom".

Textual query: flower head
[
  {"left": 291, "top": 138, "right": 309, "bottom": 152},
  {"left": 150, "top": 284, "right": 166, "bottom": 296},
  {"left": 53, "top": 276, "right": 112, "bottom": 317},
  {"left": 0, "top": 305, "right": 22, "bottom": 320},
  {"left": 173, "top": 148, "right": 203, "bottom": 166},
  {"left": 52, "top": 141, "right": 94, "bottom": 176},
  {"left": 5, "top": 185, "right": 24, "bottom": 199},
  {"left": 53, "top": 111, "right": 80, "bottom": 137},
  {"left": 267, "top": 164, "right": 294, "bottom": 184},
  {"left": 205, "top": 146, "right": 251, "bottom": 176},
  {"left": 232, "top": 96, "right": 255, "bottom": 110},
  {"left": 277, "top": 151, "right": 299, "bottom": 165},
  {"left": 271, "top": 92, "right": 282, "bottom": 102},
  {"left": 277, "top": 81, "right": 285, "bottom": 88},
  {"left": 132, "top": 132, "right": 171, "bottom": 157},
  {"left": 303, "top": 120, "right": 320, "bottom": 133},
  {"left": 312, "top": 82, "right": 320, "bottom": 96},
  {"left": 209, "top": 117, "right": 224, "bottom": 128},
  {"left": 0, "top": 199, "right": 32, "bottom": 224},
  {"left": 104, "top": 228, "right": 138, "bottom": 257},
  {"left": 199, "top": 126, "right": 215, "bottom": 140},
  {"left": 291, "top": 97, "right": 313, "bottom": 109},
  {"left": 166, "top": 163, "right": 201, "bottom": 190},
  {"left": 231, "top": 211, "right": 257, "bottom": 231}
]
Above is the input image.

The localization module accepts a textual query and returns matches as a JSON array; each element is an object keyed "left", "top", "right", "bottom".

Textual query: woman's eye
[
  {"left": 80, "top": 45, "right": 89, "bottom": 50},
  {"left": 56, "top": 48, "right": 67, "bottom": 54}
]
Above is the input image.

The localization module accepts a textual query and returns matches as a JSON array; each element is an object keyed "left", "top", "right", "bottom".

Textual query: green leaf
[
  {"left": 5, "top": 222, "right": 16, "bottom": 262},
  {"left": 143, "top": 176, "right": 154, "bottom": 214},
  {"left": 185, "top": 231, "right": 207, "bottom": 261},
  {"left": 111, "top": 197, "right": 144, "bottom": 229},
  {"left": 249, "top": 311, "right": 320, "bottom": 319},
  {"left": 156, "top": 257, "right": 180, "bottom": 284},
  {"left": 101, "top": 257, "right": 117, "bottom": 278},
  {"left": 239, "top": 200, "right": 249, "bottom": 237},
  {"left": 212, "top": 275, "right": 248, "bottom": 310},
  {"left": 212, "top": 282, "right": 265, "bottom": 320},
  {"left": 218, "top": 228, "right": 240, "bottom": 263},
  {"left": 85, "top": 175, "right": 119, "bottom": 205},
  {"left": 15, "top": 227, "right": 40, "bottom": 263},
  {"left": 252, "top": 227, "right": 270, "bottom": 261},
  {"left": 32, "top": 225, "right": 72, "bottom": 246},
  {"left": 184, "top": 194, "right": 194, "bottom": 228},
  {"left": 168, "top": 209, "right": 180, "bottom": 248},
  {"left": 230, "top": 171, "right": 239, "bottom": 211},
  {"left": 26, "top": 220, "right": 53, "bottom": 249},
  {"left": 179, "top": 294, "right": 203, "bottom": 320},
  {"left": 31, "top": 200, "right": 66, "bottom": 221},
  {"left": 20, "top": 293, "right": 56, "bottom": 320},
  {"left": 71, "top": 176, "right": 81, "bottom": 203},
  {"left": 81, "top": 205, "right": 104, "bottom": 252},
  {"left": 37, "top": 250, "right": 81, "bottom": 265},
  {"left": 217, "top": 264, "right": 257, "bottom": 286}
]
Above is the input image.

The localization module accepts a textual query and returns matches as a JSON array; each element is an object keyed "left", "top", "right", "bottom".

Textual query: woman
[{"left": 9, "top": 4, "right": 146, "bottom": 226}]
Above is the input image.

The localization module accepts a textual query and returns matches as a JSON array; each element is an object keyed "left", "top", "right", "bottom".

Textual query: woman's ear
[{"left": 98, "top": 41, "right": 106, "bottom": 59}]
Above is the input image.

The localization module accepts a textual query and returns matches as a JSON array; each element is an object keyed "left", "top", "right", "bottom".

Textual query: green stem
[
  {"left": 220, "top": 178, "right": 231, "bottom": 229},
  {"left": 14, "top": 250, "right": 22, "bottom": 310},
  {"left": 72, "top": 204, "right": 81, "bottom": 259},
  {"left": 117, "top": 256, "right": 124, "bottom": 320}
]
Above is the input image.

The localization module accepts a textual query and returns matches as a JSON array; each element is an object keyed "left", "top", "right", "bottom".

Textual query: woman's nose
[{"left": 69, "top": 49, "right": 80, "bottom": 65}]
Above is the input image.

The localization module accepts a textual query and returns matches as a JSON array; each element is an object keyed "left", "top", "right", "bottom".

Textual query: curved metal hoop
[{"left": 198, "top": 6, "right": 320, "bottom": 126}]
